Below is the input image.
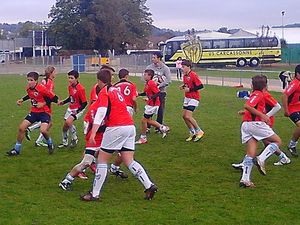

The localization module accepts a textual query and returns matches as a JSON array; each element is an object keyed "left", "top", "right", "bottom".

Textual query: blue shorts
[
  {"left": 183, "top": 105, "right": 196, "bottom": 112},
  {"left": 289, "top": 112, "right": 300, "bottom": 124},
  {"left": 25, "top": 112, "right": 51, "bottom": 124}
]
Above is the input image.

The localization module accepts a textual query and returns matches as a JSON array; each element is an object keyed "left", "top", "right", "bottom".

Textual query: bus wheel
[
  {"left": 236, "top": 58, "right": 247, "bottom": 67},
  {"left": 249, "top": 58, "right": 260, "bottom": 67}
]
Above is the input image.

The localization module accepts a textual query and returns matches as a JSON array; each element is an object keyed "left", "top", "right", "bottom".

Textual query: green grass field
[{"left": 0, "top": 73, "right": 300, "bottom": 225}]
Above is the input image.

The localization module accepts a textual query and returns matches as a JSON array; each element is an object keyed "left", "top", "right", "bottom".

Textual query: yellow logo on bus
[{"left": 181, "top": 39, "right": 203, "bottom": 63}]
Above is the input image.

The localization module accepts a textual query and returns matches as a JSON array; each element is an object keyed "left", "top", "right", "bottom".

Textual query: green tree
[
  {"left": 48, "top": 0, "right": 152, "bottom": 51},
  {"left": 17, "top": 21, "right": 42, "bottom": 37}
]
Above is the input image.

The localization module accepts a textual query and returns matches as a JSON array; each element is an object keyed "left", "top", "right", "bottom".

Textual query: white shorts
[
  {"left": 144, "top": 105, "right": 159, "bottom": 116},
  {"left": 64, "top": 107, "right": 85, "bottom": 120},
  {"left": 241, "top": 121, "right": 275, "bottom": 144},
  {"left": 126, "top": 106, "right": 134, "bottom": 117},
  {"left": 183, "top": 97, "right": 199, "bottom": 107},
  {"left": 101, "top": 125, "right": 136, "bottom": 151}
]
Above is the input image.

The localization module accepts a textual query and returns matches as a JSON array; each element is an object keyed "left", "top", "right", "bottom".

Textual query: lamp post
[{"left": 281, "top": 11, "right": 285, "bottom": 40}]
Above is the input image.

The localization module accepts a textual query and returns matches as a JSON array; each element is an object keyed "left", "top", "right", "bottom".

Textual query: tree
[
  {"left": 17, "top": 21, "right": 42, "bottom": 37},
  {"left": 48, "top": 0, "right": 152, "bottom": 51}
]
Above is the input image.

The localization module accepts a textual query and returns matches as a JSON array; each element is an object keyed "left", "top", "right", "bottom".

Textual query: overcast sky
[{"left": 0, "top": 0, "right": 298, "bottom": 31}]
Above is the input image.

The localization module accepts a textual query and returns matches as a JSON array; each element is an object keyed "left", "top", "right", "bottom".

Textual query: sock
[
  {"left": 240, "top": 156, "right": 253, "bottom": 182},
  {"left": 62, "top": 173, "right": 75, "bottom": 184},
  {"left": 14, "top": 142, "right": 22, "bottom": 153},
  {"left": 47, "top": 137, "right": 53, "bottom": 145},
  {"left": 195, "top": 127, "right": 203, "bottom": 133},
  {"left": 62, "top": 130, "right": 68, "bottom": 144},
  {"left": 189, "top": 128, "right": 195, "bottom": 134},
  {"left": 140, "top": 134, "right": 147, "bottom": 139},
  {"left": 28, "top": 122, "right": 41, "bottom": 132},
  {"left": 36, "top": 133, "right": 45, "bottom": 143},
  {"left": 70, "top": 125, "right": 77, "bottom": 140},
  {"left": 258, "top": 143, "right": 278, "bottom": 162},
  {"left": 288, "top": 140, "right": 297, "bottom": 148},
  {"left": 92, "top": 164, "right": 108, "bottom": 198},
  {"left": 110, "top": 164, "right": 119, "bottom": 172},
  {"left": 128, "top": 161, "right": 153, "bottom": 189}
]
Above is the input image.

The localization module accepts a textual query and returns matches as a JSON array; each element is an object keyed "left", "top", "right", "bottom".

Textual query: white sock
[
  {"left": 28, "top": 122, "right": 41, "bottom": 132},
  {"left": 128, "top": 161, "right": 153, "bottom": 189},
  {"left": 288, "top": 140, "right": 297, "bottom": 148},
  {"left": 240, "top": 156, "right": 253, "bottom": 182},
  {"left": 279, "top": 151, "right": 288, "bottom": 160},
  {"left": 258, "top": 143, "right": 278, "bottom": 162},
  {"left": 110, "top": 164, "right": 119, "bottom": 172},
  {"left": 70, "top": 125, "right": 78, "bottom": 140},
  {"left": 36, "top": 133, "right": 45, "bottom": 143},
  {"left": 62, "top": 130, "right": 68, "bottom": 143},
  {"left": 62, "top": 173, "right": 74, "bottom": 184},
  {"left": 92, "top": 164, "right": 107, "bottom": 198}
]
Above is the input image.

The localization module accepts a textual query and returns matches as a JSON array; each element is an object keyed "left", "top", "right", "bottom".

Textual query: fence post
[
  {"left": 206, "top": 75, "right": 208, "bottom": 85},
  {"left": 222, "top": 76, "right": 224, "bottom": 86}
]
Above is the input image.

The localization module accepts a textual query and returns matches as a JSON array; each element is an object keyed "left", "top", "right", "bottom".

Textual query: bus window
[
  {"left": 166, "top": 42, "right": 173, "bottom": 56},
  {"left": 245, "top": 38, "right": 260, "bottom": 47},
  {"left": 229, "top": 39, "right": 244, "bottom": 48},
  {"left": 201, "top": 40, "right": 212, "bottom": 49},
  {"left": 212, "top": 40, "right": 228, "bottom": 49},
  {"left": 261, "top": 37, "right": 278, "bottom": 47}
]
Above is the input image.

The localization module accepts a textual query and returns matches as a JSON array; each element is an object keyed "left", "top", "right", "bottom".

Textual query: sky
[{"left": 0, "top": 0, "right": 299, "bottom": 31}]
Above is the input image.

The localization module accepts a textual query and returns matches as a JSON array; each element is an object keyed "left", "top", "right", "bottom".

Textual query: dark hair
[
  {"left": 181, "top": 59, "right": 192, "bottom": 68},
  {"left": 144, "top": 69, "right": 155, "bottom": 79},
  {"left": 295, "top": 64, "right": 300, "bottom": 76},
  {"left": 152, "top": 51, "right": 163, "bottom": 59},
  {"left": 252, "top": 75, "right": 267, "bottom": 91},
  {"left": 177, "top": 57, "right": 182, "bottom": 60},
  {"left": 100, "top": 64, "right": 115, "bottom": 72},
  {"left": 45, "top": 66, "right": 55, "bottom": 78},
  {"left": 27, "top": 72, "right": 39, "bottom": 81},
  {"left": 68, "top": 70, "right": 79, "bottom": 78},
  {"left": 118, "top": 68, "right": 129, "bottom": 79},
  {"left": 97, "top": 69, "right": 112, "bottom": 84}
]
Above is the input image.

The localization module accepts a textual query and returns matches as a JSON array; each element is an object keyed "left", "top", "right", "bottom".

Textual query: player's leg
[
  {"left": 156, "top": 92, "right": 166, "bottom": 127},
  {"left": 287, "top": 112, "right": 300, "bottom": 157},
  {"left": 59, "top": 150, "right": 96, "bottom": 191},
  {"left": 110, "top": 152, "right": 128, "bottom": 179},
  {"left": 35, "top": 121, "right": 52, "bottom": 147},
  {"left": 7, "top": 119, "right": 32, "bottom": 156},
  {"left": 262, "top": 139, "right": 290, "bottom": 166},
  {"left": 40, "top": 115, "right": 54, "bottom": 154},
  {"left": 258, "top": 133, "right": 281, "bottom": 163},
  {"left": 25, "top": 121, "right": 41, "bottom": 141},
  {"left": 182, "top": 108, "right": 196, "bottom": 141},
  {"left": 240, "top": 138, "right": 257, "bottom": 188},
  {"left": 183, "top": 108, "right": 204, "bottom": 142}
]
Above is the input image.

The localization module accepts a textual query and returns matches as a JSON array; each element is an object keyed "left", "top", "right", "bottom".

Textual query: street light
[{"left": 281, "top": 11, "right": 285, "bottom": 40}]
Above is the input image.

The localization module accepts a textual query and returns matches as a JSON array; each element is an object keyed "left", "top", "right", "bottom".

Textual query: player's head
[
  {"left": 97, "top": 69, "right": 112, "bottom": 88},
  {"left": 181, "top": 59, "right": 192, "bottom": 74},
  {"left": 100, "top": 64, "right": 115, "bottom": 73},
  {"left": 252, "top": 75, "right": 267, "bottom": 91},
  {"left": 144, "top": 69, "right": 155, "bottom": 81},
  {"left": 45, "top": 66, "right": 56, "bottom": 79},
  {"left": 67, "top": 70, "right": 79, "bottom": 85},
  {"left": 295, "top": 64, "right": 300, "bottom": 80},
  {"left": 118, "top": 68, "right": 129, "bottom": 80},
  {"left": 177, "top": 57, "right": 182, "bottom": 60},
  {"left": 152, "top": 51, "right": 163, "bottom": 64},
  {"left": 27, "top": 72, "right": 39, "bottom": 87}
]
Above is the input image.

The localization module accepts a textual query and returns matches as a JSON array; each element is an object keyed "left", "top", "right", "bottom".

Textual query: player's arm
[
  {"left": 58, "top": 96, "right": 71, "bottom": 105},
  {"left": 282, "top": 82, "right": 298, "bottom": 116},
  {"left": 244, "top": 104, "right": 270, "bottom": 125},
  {"left": 17, "top": 95, "right": 30, "bottom": 106}
]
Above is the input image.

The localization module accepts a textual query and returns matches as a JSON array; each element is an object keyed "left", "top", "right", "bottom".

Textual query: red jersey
[
  {"left": 144, "top": 80, "right": 160, "bottom": 106},
  {"left": 89, "top": 83, "right": 101, "bottom": 103},
  {"left": 284, "top": 78, "right": 300, "bottom": 114},
  {"left": 84, "top": 100, "right": 105, "bottom": 148},
  {"left": 114, "top": 79, "right": 137, "bottom": 108},
  {"left": 68, "top": 82, "right": 87, "bottom": 109},
  {"left": 242, "top": 90, "right": 266, "bottom": 122},
  {"left": 26, "top": 83, "right": 56, "bottom": 114},
  {"left": 264, "top": 91, "right": 278, "bottom": 127},
  {"left": 97, "top": 86, "right": 134, "bottom": 127},
  {"left": 41, "top": 78, "right": 55, "bottom": 92},
  {"left": 183, "top": 70, "right": 202, "bottom": 100}
]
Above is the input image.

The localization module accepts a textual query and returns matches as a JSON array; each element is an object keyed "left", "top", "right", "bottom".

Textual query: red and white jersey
[
  {"left": 26, "top": 83, "right": 56, "bottom": 114},
  {"left": 284, "top": 78, "right": 300, "bottom": 114},
  {"left": 264, "top": 91, "right": 278, "bottom": 128},
  {"left": 242, "top": 90, "right": 266, "bottom": 122},
  {"left": 68, "top": 82, "right": 87, "bottom": 109},
  {"left": 41, "top": 78, "right": 55, "bottom": 92},
  {"left": 96, "top": 85, "right": 134, "bottom": 127},
  {"left": 114, "top": 79, "right": 137, "bottom": 108},
  {"left": 144, "top": 80, "right": 160, "bottom": 106},
  {"left": 183, "top": 70, "right": 202, "bottom": 100},
  {"left": 89, "top": 83, "right": 101, "bottom": 103}
]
